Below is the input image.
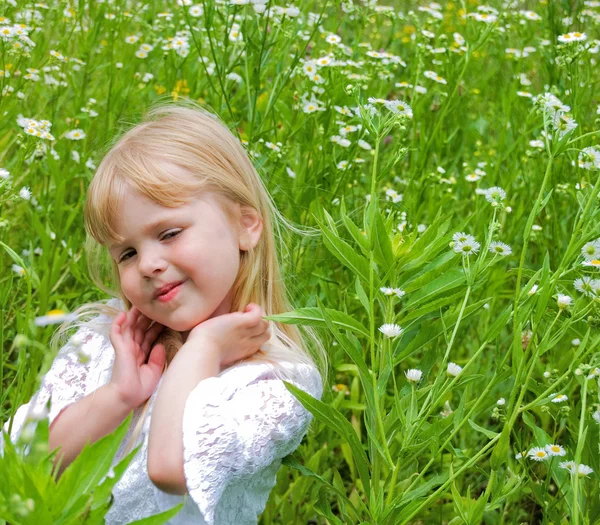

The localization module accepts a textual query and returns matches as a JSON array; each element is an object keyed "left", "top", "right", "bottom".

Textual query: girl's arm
[
  {"left": 147, "top": 341, "right": 221, "bottom": 494},
  {"left": 49, "top": 384, "right": 134, "bottom": 477}
]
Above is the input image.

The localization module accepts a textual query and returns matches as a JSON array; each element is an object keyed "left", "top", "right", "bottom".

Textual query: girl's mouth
[{"left": 156, "top": 281, "right": 185, "bottom": 303}]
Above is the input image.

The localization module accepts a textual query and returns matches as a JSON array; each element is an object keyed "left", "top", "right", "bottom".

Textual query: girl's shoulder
[{"left": 221, "top": 355, "right": 323, "bottom": 400}]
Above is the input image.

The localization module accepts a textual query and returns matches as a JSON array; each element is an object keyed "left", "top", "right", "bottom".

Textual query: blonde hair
[{"left": 51, "top": 98, "right": 327, "bottom": 459}]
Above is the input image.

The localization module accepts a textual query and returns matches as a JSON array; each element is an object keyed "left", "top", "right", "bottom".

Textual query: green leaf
[
  {"left": 266, "top": 307, "right": 369, "bottom": 338},
  {"left": 283, "top": 381, "right": 371, "bottom": 497},
  {"left": 468, "top": 419, "right": 499, "bottom": 440},
  {"left": 318, "top": 210, "right": 373, "bottom": 284},
  {"left": 405, "top": 268, "right": 465, "bottom": 309}
]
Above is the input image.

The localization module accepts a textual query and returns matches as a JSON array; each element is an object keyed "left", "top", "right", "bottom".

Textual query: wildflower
[
  {"left": 530, "top": 139, "right": 545, "bottom": 148},
  {"left": 405, "top": 369, "right": 423, "bottom": 383},
  {"left": 550, "top": 393, "right": 568, "bottom": 403},
  {"left": 578, "top": 147, "right": 600, "bottom": 170},
  {"left": 453, "top": 236, "right": 480, "bottom": 257},
  {"left": 558, "top": 32, "right": 587, "bottom": 43},
  {"left": 515, "top": 450, "right": 527, "bottom": 460},
  {"left": 380, "top": 287, "right": 395, "bottom": 296},
  {"left": 557, "top": 294, "right": 572, "bottom": 309},
  {"left": 447, "top": 362, "right": 462, "bottom": 377},
  {"left": 528, "top": 284, "right": 538, "bottom": 296},
  {"left": 336, "top": 160, "right": 349, "bottom": 170},
  {"left": 379, "top": 323, "right": 403, "bottom": 338},
  {"left": 489, "top": 241, "right": 512, "bottom": 256},
  {"left": 572, "top": 338, "right": 581, "bottom": 346},
  {"left": 19, "top": 187, "right": 32, "bottom": 200},
  {"left": 484, "top": 186, "right": 506, "bottom": 204},
  {"left": 394, "top": 289, "right": 406, "bottom": 298},
  {"left": 528, "top": 447, "right": 549, "bottom": 461},
  {"left": 302, "top": 101, "right": 323, "bottom": 114},
  {"left": 497, "top": 398, "right": 506, "bottom": 406},
  {"left": 34, "top": 309, "right": 77, "bottom": 327},
  {"left": 423, "top": 70, "right": 447, "bottom": 84},
  {"left": 0, "top": 168, "right": 9, "bottom": 179},
  {"left": 574, "top": 276, "right": 599, "bottom": 297},
  {"left": 65, "top": 129, "right": 86, "bottom": 140},
  {"left": 582, "top": 240, "right": 600, "bottom": 261},
  {"left": 593, "top": 410, "right": 600, "bottom": 424},
  {"left": 546, "top": 444, "right": 566, "bottom": 457},
  {"left": 383, "top": 100, "right": 413, "bottom": 118},
  {"left": 560, "top": 461, "right": 594, "bottom": 477},
  {"left": 358, "top": 139, "right": 372, "bottom": 150},
  {"left": 325, "top": 34, "right": 341, "bottom": 45},
  {"left": 12, "top": 264, "right": 25, "bottom": 276}
]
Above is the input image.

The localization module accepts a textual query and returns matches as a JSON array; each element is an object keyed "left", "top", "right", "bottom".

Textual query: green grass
[{"left": 1, "top": 0, "right": 599, "bottom": 523}]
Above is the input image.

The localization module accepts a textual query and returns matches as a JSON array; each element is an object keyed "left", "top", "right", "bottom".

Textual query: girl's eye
[
  {"left": 118, "top": 230, "right": 181, "bottom": 263},
  {"left": 161, "top": 230, "right": 181, "bottom": 241}
]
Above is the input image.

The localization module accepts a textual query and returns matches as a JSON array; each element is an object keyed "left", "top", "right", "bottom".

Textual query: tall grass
[{"left": 1, "top": 0, "right": 599, "bottom": 523}]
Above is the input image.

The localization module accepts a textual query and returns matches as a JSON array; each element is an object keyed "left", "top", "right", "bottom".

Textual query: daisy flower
[
  {"left": 19, "top": 187, "right": 32, "bottom": 200},
  {"left": 489, "top": 241, "right": 512, "bottom": 256},
  {"left": 405, "top": 369, "right": 423, "bottom": 383},
  {"left": 453, "top": 236, "right": 480, "bottom": 256},
  {"left": 484, "top": 186, "right": 506, "bottom": 204},
  {"left": 379, "top": 323, "right": 403, "bottom": 338},
  {"left": 557, "top": 295, "right": 572, "bottom": 309},
  {"left": 582, "top": 240, "right": 600, "bottom": 261},
  {"left": 545, "top": 444, "right": 566, "bottom": 457},
  {"left": 574, "top": 276, "right": 599, "bottom": 297},
  {"left": 578, "top": 147, "right": 600, "bottom": 170},
  {"left": 423, "top": 70, "right": 447, "bottom": 84},
  {"left": 528, "top": 447, "right": 549, "bottom": 461},
  {"left": 558, "top": 32, "right": 587, "bottom": 43},
  {"left": 550, "top": 393, "right": 568, "bottom": 403},
  {"left": 447, "top": 362, "right": 462, "bottom": 377}
]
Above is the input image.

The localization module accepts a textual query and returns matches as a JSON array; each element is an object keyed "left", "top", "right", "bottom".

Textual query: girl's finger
[
  {"left": 141, "top": 322, "right": 165, "bottom": 354},
  {"left": 133, "top": 313, "right": 152, "bottom": 346}
]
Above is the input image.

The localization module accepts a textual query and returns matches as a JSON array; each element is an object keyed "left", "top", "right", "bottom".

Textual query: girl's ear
[{"left": 238, "top": 205, "right": 263, "bottom": 251}]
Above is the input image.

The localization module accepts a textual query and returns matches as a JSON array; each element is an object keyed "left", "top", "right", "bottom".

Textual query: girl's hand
[
  {"left": 186, "top": 303, "right": 270, "bottom": 368},
  {"left": 108, "top": 307, "right": 166, "bottom": 409}
]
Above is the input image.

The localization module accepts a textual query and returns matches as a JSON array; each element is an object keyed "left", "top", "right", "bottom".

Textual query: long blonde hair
[{"left": 52, "top": 99, "right": 327, "bottom": 459}]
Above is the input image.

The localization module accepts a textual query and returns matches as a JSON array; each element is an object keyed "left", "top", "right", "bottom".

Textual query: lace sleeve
[
  {"left": 1, "top": 325, "right": 114, "bottom": 449},
  {"left": 162, "top": 365, "right": 322, "bottom": 525}
]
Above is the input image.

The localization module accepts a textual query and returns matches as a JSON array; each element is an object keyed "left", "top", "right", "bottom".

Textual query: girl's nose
[{"left": 138, "top": 252, "right": 167, "bottom": 276}]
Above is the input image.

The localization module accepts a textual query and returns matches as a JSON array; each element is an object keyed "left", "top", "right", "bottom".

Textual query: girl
[{"left": 2, "top": 100, "right": 326, "bottom": 524}]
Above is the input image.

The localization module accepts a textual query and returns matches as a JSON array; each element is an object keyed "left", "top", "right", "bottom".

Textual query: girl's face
[{"left": 108, "top": 185, "right": 249, "bottom": 333}]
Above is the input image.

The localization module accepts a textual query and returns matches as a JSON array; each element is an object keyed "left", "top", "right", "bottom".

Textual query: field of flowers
[{"left": 1, "top": 0, "right": 600, "bottom": 523}]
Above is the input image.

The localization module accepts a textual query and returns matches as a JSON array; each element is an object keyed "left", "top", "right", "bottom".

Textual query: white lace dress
[{"left": 1, "top": 302, "right": 323, "bottom": 525}]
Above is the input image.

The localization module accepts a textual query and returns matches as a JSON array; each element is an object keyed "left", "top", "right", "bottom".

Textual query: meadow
[{"left": 1, "top": 0, "right": 599, "bottom": 523}]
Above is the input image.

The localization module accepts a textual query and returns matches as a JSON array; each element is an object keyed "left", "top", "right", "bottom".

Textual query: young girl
[{"left": 2, "top": 101, "right": 326, "bottom": 524}]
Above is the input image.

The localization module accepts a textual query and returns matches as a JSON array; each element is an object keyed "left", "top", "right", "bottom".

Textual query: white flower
[
  {"left": 12, "top": 264, "right": 25, "bottom": 276},
  {"left": 34, "top": 309, "right": 77, "bottom": 327},
  {"left": 19, "top": 187, "right": 32, "bottom": 200},
  {"left": 582, "top": 240, "right": 600, "bottom": 261},
  {"left": 560, "top": 461, "right": 594, "bottom": 477},
  {"left": 405, "top": 369, "right": 423, "bottom": 383},
  {"left": 379, "top": 323, "right": 403, "bottom": 338},
  {"left": 0, "top": 168, "right": 9, "bottom": 179},
  {"left": 325, "top": 34, "right": 342, "bottom": 45},
  {"left": 394, "top": 288, "right": 405, "bottom": 298},
  {"left": 358, "top": 139, "right": 372, "bottom": 150},
  {"left": 489, "top": 241, "right": 512, "bottom": 256},
  {"left": 380, "top": 287, "right": 395, "bottom": 296},
  {"left": 593, "top": 410, "right": 600, "bottom": 424},
  {"left": 545, "top": 444, "right": 566, "bottom": 457},
  {"left": 497, "top": 398, "right": 506, "bottom": 406},
  {"left": 424, "top": 70, "right": 447, "bottom": 84},
  {"left": 65, "top": 129, "right": 86, "bottom": 140},
  {"left": 529, "top": 139, "right": 545, "bottom": 148},
  {"left": 578, "top": 147, "right": 600, "bottom": 170},
  {"left": 550, "top": 393, "right": 568, "bottom": 403},
  {"left": 557, "top": 294, "right": 572, "bottom": 309},
  {"left": 528, "top": 447, "right": 549, "bottom": 461},
  {"left": 383, "top": 100, "right": 413, "bottom": 118},
  {"left": 558, "top": 31, "right": 587, "bottom": 43},
  {"left": 447, "top": 362, "right": 462, "bottom": 377},
  {"left": 484, "top": 186, "right": 506, "bottom": 204},
  {"left": 453, "top": 233, "right": 480, "bottom": 256},
  {"left": 528, "top": 284, "right": 539, "bottom": 296},
  {"left": 286, "top": 167, "right": 296, "bottom": 179},
  {"left": 574, "top": 276, "right": 599, "bottom": 297}
]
